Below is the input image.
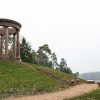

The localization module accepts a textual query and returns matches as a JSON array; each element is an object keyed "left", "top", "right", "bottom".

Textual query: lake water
[{"left": 95, "top": 80, "right": 100, "bottom": 83}]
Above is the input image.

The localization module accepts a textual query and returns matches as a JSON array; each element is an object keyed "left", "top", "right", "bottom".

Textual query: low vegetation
[
  {"left": 0, "top": 60, "right": 81, "bottom": 99},
  {"left": 64, "top": 89, "right": 100, "bottom": 100}
]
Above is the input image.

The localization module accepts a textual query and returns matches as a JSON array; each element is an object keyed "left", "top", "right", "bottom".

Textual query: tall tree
[
  {"left": 28, "top": 50, "right": 37, "bottom": 63},
  {"left": 20, "top": 37, "right": 33, "bottom": 63},
  {"left": 36, "top": 44, "right": 52, "bottom": 67},
  {"left": 74, "top": 72, "right": 79, "bottom": 77},
  {"left": 60, "top": 58, "right": 67, "bottom": 67},
  {"left": 51, "top": 53, "right": 58, "bottom": 69},
  {"left": 59, "top": 58, "right": 73, "bottom": 74}
]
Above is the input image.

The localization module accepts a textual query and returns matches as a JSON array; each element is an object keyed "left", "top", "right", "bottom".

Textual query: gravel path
[{"left": 4, "top": 84, "right": 98, "bottom": 100}]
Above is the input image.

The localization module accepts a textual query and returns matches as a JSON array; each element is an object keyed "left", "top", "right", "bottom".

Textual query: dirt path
[{"left": 4, "top": 84, "right": 98, "bottom": 100}]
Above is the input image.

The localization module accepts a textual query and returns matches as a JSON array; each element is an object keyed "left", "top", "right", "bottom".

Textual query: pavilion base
[
  {"left": 16, "top": 57, "right": 21, "bottom": 62},
  {"left": 0, "top": 56, "right": 9, "bottom": 60},
  {"left": 0, "top": 57, "right": 21, "bottom": 62}
]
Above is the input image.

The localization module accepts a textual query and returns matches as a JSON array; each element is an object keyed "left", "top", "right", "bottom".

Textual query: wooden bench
[
  {"left": 97, "top": 82, "right": 100, "bottom": 87},
  {"left": 68, "top": 80, "right": 76, "bottom": 86},
  {"left": 76, "top": 79, "right": 80, "bottom": 84},
  {"left": 67, "top": 79, "right": 80, "bottom": 86},
  {"left": 86, "top": 80, "right": 95, "bottom": 84}
]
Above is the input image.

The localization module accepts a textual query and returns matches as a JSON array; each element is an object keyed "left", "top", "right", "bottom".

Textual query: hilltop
[{"left": 0, "top": 60, "right": 83, "bottom": 99}]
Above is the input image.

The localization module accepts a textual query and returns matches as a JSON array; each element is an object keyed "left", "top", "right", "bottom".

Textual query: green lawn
[
  {"left": 0, "top": 60, "right": 80, "bottom": 99},
  {"left": 0, "top": 60, "right": 66, "bottom": 99},
  {"left": 64, "top": 89, "right": 100, "bottom": 100}
]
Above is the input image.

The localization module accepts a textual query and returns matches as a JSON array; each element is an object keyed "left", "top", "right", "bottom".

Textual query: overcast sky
[{"left": 0, "top": 0, "right": 100, "bottom": 73}]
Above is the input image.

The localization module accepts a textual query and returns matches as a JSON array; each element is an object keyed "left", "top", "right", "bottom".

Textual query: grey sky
[{"left": 0, "top": 0, "right": 100, "bottom": 73}]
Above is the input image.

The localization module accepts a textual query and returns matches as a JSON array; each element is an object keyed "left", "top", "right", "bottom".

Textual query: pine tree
[
  {"left": 74, "top": 72, "right": 79, "bottom": 77},
  {"left": 60, "top": 58, "right": 67, "bottom": 67},
  {"left": 20, "top": 37, "right": 34, "bottom": 63},
  {"left": 28, "top": 50, "right": 37, "bottom": 63},
  {"left": 59, "top": 58, "right": 73, "bottom": 74}
]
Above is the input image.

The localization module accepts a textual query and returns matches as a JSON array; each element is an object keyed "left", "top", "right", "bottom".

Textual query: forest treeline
[{"left": 20, "top": 37, "right": 74, "bottom": 75}]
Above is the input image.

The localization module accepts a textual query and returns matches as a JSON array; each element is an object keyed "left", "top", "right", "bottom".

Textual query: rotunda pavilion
[{"left": 0, "top": 19, "right": 22, "bottom": 61}]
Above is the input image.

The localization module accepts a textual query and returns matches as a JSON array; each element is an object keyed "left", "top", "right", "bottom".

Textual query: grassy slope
[
  {"left": 0, "top": 60, "right": 80, "bottom": 99},
  {"left": 64, "top": 89, "right": 100, "bottom": 100},
  {"left": 32, "top": 64, "right": 83, "bottom": 81}
]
